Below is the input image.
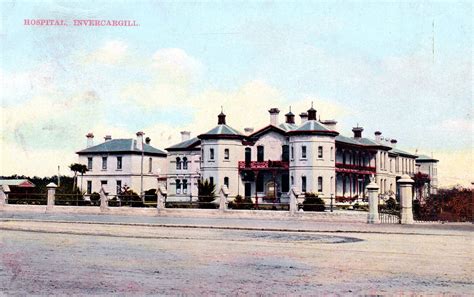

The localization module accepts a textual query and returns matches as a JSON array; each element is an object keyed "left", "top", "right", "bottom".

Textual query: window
[
  {"left": 183, "top": 157, "right": 188, "bottom": 170},
  {"left": 291, "top": 146, "right": 294, "bottom": 160},
  {"left": 148, "top": 157, "right": 152, "bottom": 173},
  {"left": 210, "top": 148, "right": 215, "bottom": 160},
  {"left": 102, "top": 156, "right": 107, "bottom": 170},
  {"left": 116, "top": 180, "right": 122, "bottom": 194},
  {"left": 176, "top": 179, "right": 181, "bottom": 194},
  {"left": 282, "top": 173, "right": 289, "bottom": 192},
  {"left": 257, "top": 146, "right": 264, "bottom": 162},
  {"left": 116, "top": 156, "right": 122, "bottom": 170},
  {"left": 318, "top": 146, "right": 323, "bottom": 158},
  {"left": 256, "top": 174, "right": 264, "bottom": 192},
  {"left": 101, "top": 180, "right": 107, "bottom": 185},
  {"left": 282, "top": 145, "right": 289, "bottom": 162},
  {"left": 87, "top": 157, "right": 93, "bottom": 170},
  {"left": 301, "top": 146, "right": 307, "bottom": 159},
  {"left": 86, "top": 181, "right": 92, "bottom": 194},
  {"left": 182, "top": 179, "right": 187, "bottom": 194},
  {"left": 301, "top": 176, "right": 307, "bottom": 193},
  {"left": 245, "top": 148, "right": 251, "bottom": 164},
  {"left": 224, "top": 149, "right": 229, "bottom": 160},
  {"left": 176, "top": 157, "right": 181, "bottom": 170},
  {"left": 224, "top": 177, "right": 229, "bottom": 188},
  {"left": 330, "top": 147, "right": 334, "bottom": 161},
  {"left": 291, "top": 175, "right": 294, "bottom": 185},
  {"left": 318, "top": 176, "right": 323, "bottom": 192},
  {"left": 209, "top": 177, "right": 214, "bottom": 186}
]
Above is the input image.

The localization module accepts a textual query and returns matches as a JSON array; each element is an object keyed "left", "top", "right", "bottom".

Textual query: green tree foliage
[
  {"left": 117, "top": 185, "right": 143, "bottom": 207},
  {"left": 302, "top": 192, "right": 325, "bottom": 211},
  {"left": 198, "top": 179, "right": 216, "bottom": 209}
]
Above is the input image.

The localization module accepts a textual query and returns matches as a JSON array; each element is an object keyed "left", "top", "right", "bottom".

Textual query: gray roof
[
  {"left": 77, "top": 139, "right": 166, "bottom": 155},
  {"left": 278, "top": 122, "right": 298, "bottom": 132},
  {"left": 293, "top": 120, "right": 333, "bottom": 132},
  {"left": 336, "top": 135, "right": 393, "bottom": 149},
  {"left": 416, "top": 154, "right": 439, "bottom": 162},
  {"left": 389, "top": 147, "right": 418, "bottom": 158},
  {"left": 165, "top": 137, "right": 201, "bottom": 151},
  {"left": 202, "top": 124, "right": 243, "bottom": 136}
]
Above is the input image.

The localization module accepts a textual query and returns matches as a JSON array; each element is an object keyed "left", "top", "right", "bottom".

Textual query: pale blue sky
[{"left": 1, "top": 0, "right": 472, "bottom": 185}]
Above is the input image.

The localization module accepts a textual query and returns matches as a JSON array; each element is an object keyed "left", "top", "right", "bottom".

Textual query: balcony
[
  {"left": 238, "top": 161, "right": 289, "bottom": 171},
  {"left": 335, "top": 162, "right": 376, "bottom": 174}
]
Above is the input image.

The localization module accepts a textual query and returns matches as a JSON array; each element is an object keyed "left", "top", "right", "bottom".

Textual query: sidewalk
[{"left": 0, "top": 210, "right": 472, "bottom": 236}]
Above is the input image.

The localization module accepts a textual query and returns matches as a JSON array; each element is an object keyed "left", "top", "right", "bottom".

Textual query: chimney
[
  {"left": 244, "top": 127, "right": 254, "bottom": 135},
  {"left": 352, "top": 126, "right": 363, "bottom": 138},
  {"left": 307, "top": 102, "right": 317, "bottom": 121},
  {"left": 86, "top": 133, "right": 94, "bottom": 148},
  {"left": 136, "top": 131, "right": 144, "bottom": 151},
  {"left": 145, "top": 137, "right": 151, "bottom": 145},
  {"left": 285, "top": 107, "right": 295, "bottom": 124},
  {"left": 104, "top": 135, "right": 112, "bottom": 142},
  {"left": 218, "top": 107, "right": 226, "bottom": 125},
  {"left": 268, "top": 108, "right": 280, "bottom": 126},
  {"left": 375, "top": 131, "right": 382, "bottom": 143},
  {"left": 390, "top": 139, "right": 397, "bottom": 148},
  {"left": 181, "top": 131, "right": 191, "bottom": 142},
  {"left": 299, "top": 112, "right": 308, "bottom": 124},
  {"left": 321, "top": 120, "right": 337, "bottom": 131}
]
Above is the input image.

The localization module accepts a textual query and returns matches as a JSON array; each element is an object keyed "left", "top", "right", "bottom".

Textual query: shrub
[
  {"left": 144, "top": 189, "right": 158, "bottom": 203},
  {"left": 229, "top": 195, "right": 254, "bottom": 210},
  {"left": 302, "top": 193, "right": 325, "bottom": 212},
  {"left": 385, "top": 197, "right": 397, "bottom": 210},
  {"left": 198, "top": 179, "right": 217, "bottom": 209},
  {"left": 118, "top": 186, "right": 143, "bottom": 207},
  {"left": 90, "top": 192, "right": 100, "bottom": 206}
]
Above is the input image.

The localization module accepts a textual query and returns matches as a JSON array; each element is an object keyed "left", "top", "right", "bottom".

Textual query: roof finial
[
  {"left": 221, "top": 106, "right": 223, "bottom": 113},
  {"left": 289, "top": 106, "right": 291, "bottom": 112},
  {"left": 311, "top": 101, "right": 313, "bottom": 108}
]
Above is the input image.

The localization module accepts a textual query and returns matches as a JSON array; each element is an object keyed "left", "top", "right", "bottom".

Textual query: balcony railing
[
  {"left": 238, "top": 161, "right": 289, "bottom": 170},
  {"left": 335, "top": 162, "right": 376, "bottom": 173}
]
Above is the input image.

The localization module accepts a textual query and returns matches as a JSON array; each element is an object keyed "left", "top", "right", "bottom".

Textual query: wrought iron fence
[
  {"left": 378, "top": 205, "right": 401, "bottom": 224},
  {"left": 5, "top": 193, "right": 47, "bottom": 205}
]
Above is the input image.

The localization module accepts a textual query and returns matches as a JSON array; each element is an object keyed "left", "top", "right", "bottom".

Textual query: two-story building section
[
  {"left": 76, "top": 132, "right": 167, "bottom": 196},
  {"left": 163, "top": 104, "right": 437, "bottom": 206},
  {"left": 415, "top": 154, "right": 439, "bottom": 195}
]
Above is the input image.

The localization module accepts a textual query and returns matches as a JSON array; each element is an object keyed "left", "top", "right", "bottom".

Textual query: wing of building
[
  {"left": 164, "top": 105, "right": 438, "bottom": 205},
  {"left": 76, "top": 133, "right": 167, "bottom": 195}
]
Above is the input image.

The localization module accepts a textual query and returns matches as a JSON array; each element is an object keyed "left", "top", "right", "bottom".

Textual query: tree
[
  {"left": 69, "top": 163, "right": 87, "bottom": 192},
  {"left": 198, "top": 179, "right": 216, "bottom": 209}
]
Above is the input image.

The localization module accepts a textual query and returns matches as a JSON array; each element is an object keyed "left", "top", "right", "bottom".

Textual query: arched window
[
  {"left": 224, "top": 149, "right": 229, "bottom": 160},
  {"left": 182, "top": 157, "right": 188, "bottom": 170},
  {"left": 176, "top": 157, "right": 181, "bottom": 170}
]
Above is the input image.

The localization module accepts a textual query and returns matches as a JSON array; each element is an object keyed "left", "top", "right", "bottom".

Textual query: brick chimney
[
  {"left": 181, "top": 131, "right": 191, "bottom": 142},
  {"left": 268, "top": 108, "right": 280, "bottom": 126},
  {"left": 86, "top": 133, "right": 94, "bottom": 148},
  {"left": 136, "top": 131, "right": 144, "bottom": 151},
  {"left": 145, "top": 137, "right": 151, "bottom": 145},
  {"left": 104, "top": 135, "right": 112, "bottom": 142},
  {"left": 390, "top": 139, "right": 397, "bottom": 148},
  {"left": 321, "top": 120, "right": 337, "bottom": 131},
  {"left": 299, "top": 112, "right": 308, "bottom": 124},
  {"left": 244, "top": 127, "right": 254, "bottom": 135}
]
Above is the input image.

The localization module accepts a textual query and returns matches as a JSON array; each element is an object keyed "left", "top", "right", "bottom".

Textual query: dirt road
[{"left": 0, "top": 220, "right": 472, "bottom": 295}]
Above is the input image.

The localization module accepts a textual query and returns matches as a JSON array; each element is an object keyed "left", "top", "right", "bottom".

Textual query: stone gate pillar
[
  {"left": 289, "top": 187, "right": 299, "bottom": 215},
  {"left": 0, "top": 187, "right": 7, "bottom": 209},
  {"left": 157, "top": 186, "right": 167, "bottom": 212},
  {"left": 366, "top": 179, "right": 379, "bottom": 224},
  {"left": 219, "top": 185, "right": 229, "bottom": 212},
  {"left": 46, "top": 182, "right": 57, "bottom": 210},
  {"left": 100, "top": 187, "right": 108, "bottom": 212},
  {"left": 398, "top": 174, "right": 414, "bottom": 225}
]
